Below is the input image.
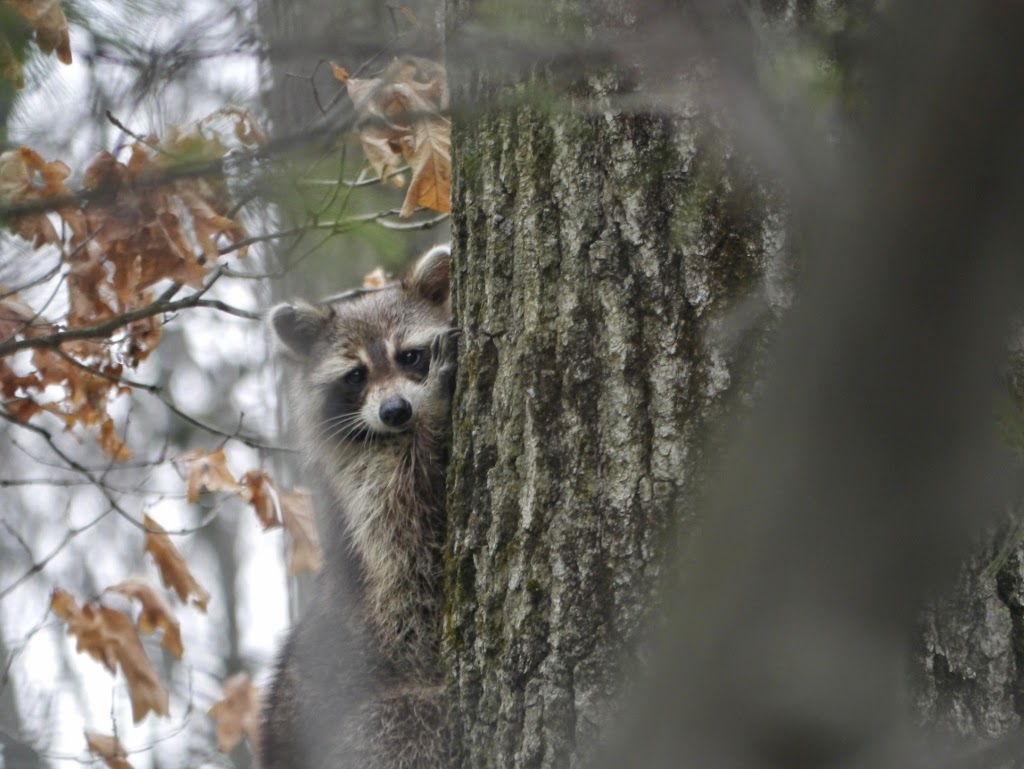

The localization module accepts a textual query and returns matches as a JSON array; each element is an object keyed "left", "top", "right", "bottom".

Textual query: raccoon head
[{"left": 270, "top": 245, "right": 454, "bottom": 446}]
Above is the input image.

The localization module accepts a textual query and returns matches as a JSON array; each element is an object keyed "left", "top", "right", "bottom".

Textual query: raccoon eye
[
  {"left": 342, "top": 366, "right": 367, "bottom": 386},
  {"left": 397, "top": 348, "right": 427, "bottom": 370}
]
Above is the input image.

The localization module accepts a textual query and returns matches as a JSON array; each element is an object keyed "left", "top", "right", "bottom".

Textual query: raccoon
[{"left": 261, "top": 245, "right": 456, "bottom": 769}]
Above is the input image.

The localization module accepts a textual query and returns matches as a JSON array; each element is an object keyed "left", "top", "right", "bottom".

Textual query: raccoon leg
[
  {"left": 363, "top": 683, "right": 448, "bottom": 769},
  {"left": 261, "top": 635, "right": 309, "bottom": 769}
]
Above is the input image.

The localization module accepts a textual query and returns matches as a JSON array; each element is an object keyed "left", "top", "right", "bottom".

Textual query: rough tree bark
[{"left": 443, "top": 4, "right": 790, "bottom": 767}]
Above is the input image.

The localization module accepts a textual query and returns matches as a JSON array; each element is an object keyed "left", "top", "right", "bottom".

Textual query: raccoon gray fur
[{"left": 261, "top": 245, "right": 456, "bottom": 769}]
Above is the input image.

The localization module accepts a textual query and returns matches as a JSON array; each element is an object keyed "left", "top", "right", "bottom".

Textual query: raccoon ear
[
  {"left": 270, "top": 302, "right": 333, "bottom": 358},
  {"left": 404, "top": 244, "right": 451, "bottom": 305}
]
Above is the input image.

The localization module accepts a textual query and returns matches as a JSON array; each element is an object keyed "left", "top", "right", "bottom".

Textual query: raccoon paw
[{"left": 429, "top": 328, "right": 460, "bottom": 392}]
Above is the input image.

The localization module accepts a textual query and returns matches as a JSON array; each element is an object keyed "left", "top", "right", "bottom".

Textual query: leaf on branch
[
  {"left": 51, "top": 589, "right": 170, "bottom": 722},
  {"left": 402, "top": 106, "right": 451, "bottom": 218},
  {"left": 232, "top": 468, "right": 320, "bottom": 570},
  {"left": 14, "top": 347, "right": 134, "bottom": 459},
  {"left": 143, "top": 515, "right": 211, "bottom": 611},
  {"left": 3, "top": 395, "right": 39, "bottom": 420},
  {"left": 0, "top": 146, "right": 78, "bottom": 247},
  {"left": 0, "top": 31, "right": 24, "bottom": 89},
  {"left": 182, "top": 448, "right": 241, "bottom": 503},
  {"left": 278, "top": 487, "right": 323, "bottom": 574},
  {"left": 362, "top": 267, "right": 389, "bottom": 288},
  {"left": 346, "top": 57, "right": 451, "bottom": 217},
  {"left": 81, "top": 147, "right": 215, "bottom": 295},
  {"left": 0, "top": 291, "right": 39, "bottom": 342},
  {"left": 7, "top": 0, "right": 72, "bottom": 65},
  {"left": 208, "top": 672, "right": 262, "bottom": 754},
  {"left": 107, "top": 576, "right": 184, "bottom": 660},
  {"left": 99, "top": 416, "right": 132, "bottom": 461},
  {"left": 214, "top": 105, "right": 268, "bottom": 148},
  {"left": 240, "top": 469, "right": 281, "bottom": 529},
  {"left": 84, "top": 731, "right": 134, "bottom": 769},
  {"left": 0, "top": 113, "right": 261, "bottom": 454},
  {"left": 329, "top": 60, "right": 349, "bottom": 83}
]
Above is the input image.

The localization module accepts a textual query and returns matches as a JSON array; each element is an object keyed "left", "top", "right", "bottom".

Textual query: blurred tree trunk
[
  {"left": 0, "top": 608, "right": 40, "bottom": 769},
  {"left": 913, "top": 347, "right": 1024, "bottom": 739},
  {"left": 443, "top": 4, "right": 790, "bottom": 767}
]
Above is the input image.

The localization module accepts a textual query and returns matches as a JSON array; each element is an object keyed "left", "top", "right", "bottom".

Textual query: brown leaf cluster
[
  {"left": 0, "top": 341, "right": 133, "bottom": 459},
  {"left": 342, "top": 56, "right": 451, "bottom": 217},
  {"left": 52, "top": 513, "right": 217, "bottom": 729},
  {"left": 0, "top": 109, "right": 262, "bottom": 459},
  {"left": 208, "top": 672, "right": 262, "bottom": 753},
  {"left": 51, "top": 588, "right": 170, "bottom": 723},
  {"left": 181, "top": 449, "right": 323, "bottom": 573},
  {"left": 2, "top": 0, "right": 72, "bottom": 89},
  {"left": 0, "top": 291, "right": 40, "bottom": 342},
  {"left": 0, "top": 147, "right": 80, "bottom": 248}
]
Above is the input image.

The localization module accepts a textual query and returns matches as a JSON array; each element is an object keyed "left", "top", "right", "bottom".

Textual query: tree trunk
[
  {"left": 913, "top": 347, "right": 1024, "bottom": 740},
  {"left": 446, "top": 3, "right": 1024, "bottom": 768},
  {"left": 444, "top": 5, "right": 789, "bottom": 767}
]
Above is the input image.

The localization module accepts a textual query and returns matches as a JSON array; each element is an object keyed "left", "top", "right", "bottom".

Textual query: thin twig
[{"left": 0, "top": 269, "right": 260, "bottom": 357}]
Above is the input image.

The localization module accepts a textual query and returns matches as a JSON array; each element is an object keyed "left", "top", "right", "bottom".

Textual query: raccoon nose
[{"left": 379, "top": 396, "right": 412, "bottom": 427}]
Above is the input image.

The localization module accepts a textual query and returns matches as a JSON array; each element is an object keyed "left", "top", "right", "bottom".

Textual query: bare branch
[{"left": 0, "top": 270, "right": 262, "bottom": 358}]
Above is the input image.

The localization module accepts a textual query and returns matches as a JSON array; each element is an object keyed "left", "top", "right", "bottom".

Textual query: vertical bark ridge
[{"left": 446, "top": 66, "right": 787, "bottom": 766}]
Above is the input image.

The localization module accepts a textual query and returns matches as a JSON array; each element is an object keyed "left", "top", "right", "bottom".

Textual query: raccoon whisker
[
  {"left": 318, "top": 413, "right": 365, "bottom": 432},
  {"left": 316, "top": 414, "right": 368, "bottom": 442}
]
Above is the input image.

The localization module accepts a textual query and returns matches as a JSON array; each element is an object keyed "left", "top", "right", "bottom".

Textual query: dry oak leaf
[
  {"left": 362, "top": 267, "right": 389, "bottom": 288},
  {"left": 0, "top": 291, "right": 37, "bottom": 342},
  {"left": 209, "top": 672, "right": 262, "bottom": 754},
  {"left": 279, "top": 487, "right": 323, "bottom": 574},
  {"left": 0, "top": 31, "right": 24, "bottom": 88},
  {"left": 84, "top": 731, "right": 134, "bottom": 769},
  {"left": 7, "top": 0, "right": 72, "bottom": 65},
  {"left": 401, "top": 107, "right": 451, "bottom": 217},
  {"left": 4, "top": 396, "right": 41, "bottom": 421},
  {"left": 107, "top": 577, "right": 184, "bottom": 660},
  {"left": 51, "top": 589, "right": 170, "bottom": 722},
  {"left": 346, "top": 57, "right": 451, "bottom": 217},
  {"left": 0, "top": 146, "right": 76, "bottom": 247},
  {"left": 221, "top": 105, "right": 268, "bottom": 147},
  {"left": 329, "top": 60, "right": 349, "bottom": 83},
  {"left": 143, "top": 514, "right": 211, "bottom": 611},
  {"left": 81, "top": 149, "right": 210, "bottom": 293},
  {"left": 240, "top": 469, "right": 281, "bottom": 529},
  {"left": 182, "top": 448, "right": 241, "bottom": 503},
  {"left": 99, "top": 417, "right": 132, "bottom": 462}
]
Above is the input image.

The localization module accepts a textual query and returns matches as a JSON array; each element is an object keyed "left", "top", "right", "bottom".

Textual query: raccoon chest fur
[{"left": 324, "top": 438, "right": 445, "bottom": 668}]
